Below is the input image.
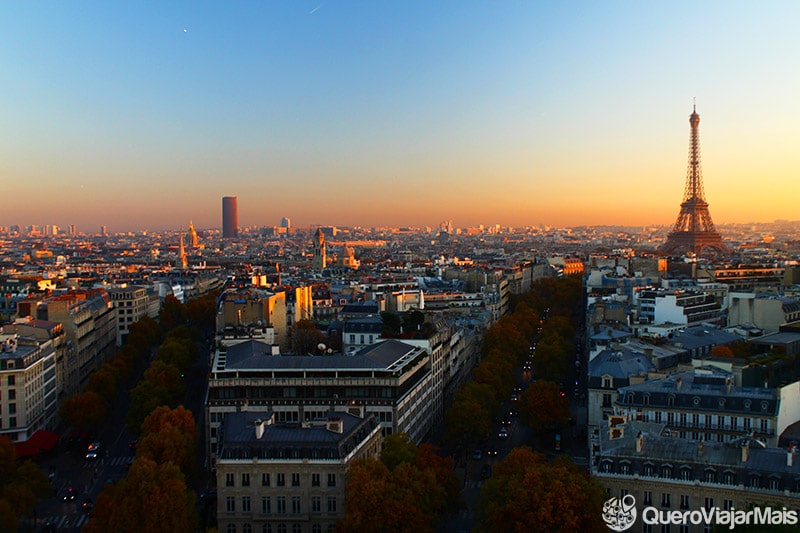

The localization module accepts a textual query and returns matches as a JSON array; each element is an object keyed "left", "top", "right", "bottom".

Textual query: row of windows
[
  {"left": 224, "top": 495, "right": 338, "bottom": 515},
  {"left": 225, "top": 472, "right": 337, "bottom": 488},
  {"left": 225, "top": 522, "right": 335, "bottom": 533},
  {"left": 601, "top": 461, "right": 794, "bottom": 491}
]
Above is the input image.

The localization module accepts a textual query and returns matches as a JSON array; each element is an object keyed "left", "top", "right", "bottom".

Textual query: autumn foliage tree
[
  {"left": 475, "top": 447, "right": 606, "bottom": 533},
  {"left": 58, "top": 390, "right": 108, "bottom": 432},
  {"left": 0, "top": 436, "right": 51, "bottom": 532},
  {"left": 521, "top": 380, "right": 571, "bottom": 433},
  {"left": 84, "top": 457, "right": 198, "bottom": 533},
  {"left": 137, "top": 406, "right": 198, "bottom": 481},
  {"left": 341, "top": 433, "right": 461, "bottom": 532}
]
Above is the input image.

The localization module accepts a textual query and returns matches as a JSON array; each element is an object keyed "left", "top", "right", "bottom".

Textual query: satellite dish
[{"left": 317, "top": 343, "right": 326, "bottom": 351}]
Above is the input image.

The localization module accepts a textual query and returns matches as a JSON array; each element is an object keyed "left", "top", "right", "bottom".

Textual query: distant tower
[
  {"left": 179, "top": 230, "right": 188, "bottom": 269},
  {"left": 189, "top": 220, "right": 199, "bottom": 248},
  {"left": 100, "top": 225, "right": 108, "bottom": 237},
  {"left": 661, "top": 105, "right": 728, "bottom": 255},
  {"left": 312, "top": 228, "right": 327, "bottom": 270},
  {"left": 222, "top": 196, "right": 238, "bottom": 238},
  {"left": 280, "top": 217, "right": 291, "bottom": 229}
]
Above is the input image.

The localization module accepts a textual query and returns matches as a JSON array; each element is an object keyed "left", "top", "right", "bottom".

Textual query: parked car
[
  {"left": 63, "top": 486, "right": 76, "bottom": 501},
  {"left": 498, "top": 428, "right": 509, "bottom": 439}
]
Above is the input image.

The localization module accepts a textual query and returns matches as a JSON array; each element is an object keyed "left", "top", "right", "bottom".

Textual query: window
[
  {"left": 227, "top": 525, "right": 236, "bottom": 533},
  {"left": 277, "top": 473, "right": 286, "bottom": 487},
  {"left": 704, "top": 470, "right": 715, "bottom": 483},
  {"left": 312, "top": 525, "right": 322, "bottom": 533},
  {"left": 6, "top": 376, "right": 14, "bottom": 386},
  {"left": 226, "top": 473, "right": 234, "bottom": 487},
  {"left": 262, "top": 525, "right": 272, "bottom": 533},
  {"left": 226, "top": 497, "right": 235, "bottom": 512},
  {"left": 262, "top": 496, "right": 272, "bottom": 514},
  {"left": 8, "top": 390, "right": 15, "bottom": 400},
  {"left": 292, "top": 473, "right": 300, "bottom": 487},
  {"left": 602, "top": 376, "right": 612, "bottom": 388},
  {"left": 242, "top": 473, "right": 250, "bottom": 487},
  {"left": 242, "top": 496, "right": 251, "bottom": 513},
  {"left": 262, "top": 473, "right": 271, "bottom": 487},
  {"left": 327, "top": 473, "right": 336, "bottom": 487},
  {"left": 292, "top": 526, "right": 301, "bottom": 533},
  {"left": 661, "top": 493, "right": 671, "bottom": 508},
  {"left": 654, "top": 412, "right": 662, "bottom": 424},
  {"left": 277, "top": 525, "right": 287, "bottom": 533},
  {"left": 643, "top": 491, "right": 652, "bottom": 505},
  {"left": 680, "top": 495, "right": 690, "bottom": 510},
  {"left": 679, "top": 413, "right": 687, "bottom": 427},
  {"left": 8, "top": 404, "right": 15, "bottom": 415},
  {"left": 277, "top": 496, "right": 286, "bottom": 514},
  {"left": 723, "top": 500, "right": 734, "bottom": 511},
  {"left": 292, "top": 496, "right": 301, "bottom": 514},
  {"left": 327, "top": 497, "right": 337, "bottom": 513},
  {"left": 243, "top": 526, "right": 252, "bottom": 533},
  {"left": 704, "top": 498, "right": 714, "bottom": 510},
  {"left": 680, "top": 468, "right": 691, "bottom": 481},
  {"left": 312, "top": 473, "right": 320, "bottom": 487},
  {"left": 602, "top": 394, "right": 612, "bottom": 408},
  {"left": 760, "top": 419, "right": 769, "bottom": 433},
  {"left": 312, "top": 496, "right": 321, "bottom": 513}
]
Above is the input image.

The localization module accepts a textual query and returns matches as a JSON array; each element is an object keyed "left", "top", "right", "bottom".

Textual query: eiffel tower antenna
[{"left": 661, "top": 103, "right": 728, "bottom": 256}]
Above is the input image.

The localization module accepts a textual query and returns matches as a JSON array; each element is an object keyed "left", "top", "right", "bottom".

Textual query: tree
[
  {"left": 380, "top": 433, "right": 418, "bottom": 471},
  {"left": 0, "top": 436, "right": 51, "bottom": 532},
  {"left": 521, "top": 380, "right": 571, "bottom": 433},
  {"left": 475, "top": 447, "right": 606, "bottom": 533},
  {"left": 155, "top": 337, "right": 195, "bottom": 372},
  {"left": 126, "top": 315, "right": 162, "bottom": 356},
  {"left": 711, "top": 345, "right": 735, "bottom": 358},
  {"left": 444, "top": 381, "right": 496, "bottom": 447},
  {"left": 138, "top": 406, "right": 198, "bottom": 480},
  {"left": 58, "top": 391, "right": 108, "bottom": 432},
  {"left": 290, "top": 319, "right": 326, "bottom": 355},
  {"left": 159, "top": 294, "right": 187, "bottom": 332},
  {"left": 84, "top": 457, "right": 197, "bottom": 533}
]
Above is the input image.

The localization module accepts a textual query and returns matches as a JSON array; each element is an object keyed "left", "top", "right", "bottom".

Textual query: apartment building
[
  {"left": 0, "top": 333, "right": 57, "bottom": 442},
  {"left": 215, "top": 410, "right": 381, "bottom": 533},
  {"left": 205, "top": 338, "right": 438, "bottom": 464}
]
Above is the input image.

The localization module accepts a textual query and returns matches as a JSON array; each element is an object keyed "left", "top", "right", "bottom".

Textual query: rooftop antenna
[{"left": 693, "top": 96, "right": 696, "bottom": 113}]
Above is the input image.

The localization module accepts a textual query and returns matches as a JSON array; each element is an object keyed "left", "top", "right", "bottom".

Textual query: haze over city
[{"left": 2, "top": 1, "right": 799, "bottom": 232}]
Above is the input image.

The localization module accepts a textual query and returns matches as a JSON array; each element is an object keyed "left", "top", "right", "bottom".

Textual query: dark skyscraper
[{"left": 222, "top": 196, "right": 238, "bottom": 238}]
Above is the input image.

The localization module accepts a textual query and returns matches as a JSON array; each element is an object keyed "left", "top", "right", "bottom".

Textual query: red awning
[{"left": 13, "top": 429, "right": 60, "bottom": 458}]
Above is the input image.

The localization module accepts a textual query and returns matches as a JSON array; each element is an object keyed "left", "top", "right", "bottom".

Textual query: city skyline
[{"left": 2, "top": 2, "right": 799, "bottom": 232}]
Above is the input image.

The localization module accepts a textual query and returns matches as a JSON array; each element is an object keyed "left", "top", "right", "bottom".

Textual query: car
[
  {"left": 82, "top": 498, "right": 94, "bottom": 515},
  {"left": 481, "top": 465, "right": 493, "bottom": 479},
  {"left": 498, "top": 428, "right": 509, "bottom": 439},
  {"left": 501, "top": 417, "right": 512, "bottom": 427},
  {"left": 128, "top": 439, "right": 138, "bottom": 450},
  {"left": 486, "top": 447, "right": 499, "bottom": 457},
  {"left": 63, "top": 486, "right": 76, "bottom": 501},
  {"left": 472, "top": 449, "right": 482, "bottom": 460},
  {"left": 85, "top": 441, "right": 102, "bottom": 460}
]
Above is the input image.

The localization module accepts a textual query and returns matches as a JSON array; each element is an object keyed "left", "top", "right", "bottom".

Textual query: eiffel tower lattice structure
[{"left": 661, "top": 105, "right": 728, "bottom": 255}]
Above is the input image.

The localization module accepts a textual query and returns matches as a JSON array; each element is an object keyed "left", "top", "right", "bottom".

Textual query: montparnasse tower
[{"left": 661, "top": 104, "right": 728, "bottom": 256}]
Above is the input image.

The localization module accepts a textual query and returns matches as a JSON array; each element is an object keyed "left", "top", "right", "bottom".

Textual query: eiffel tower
[{"left": 661, "top": 105, "right": 728, "bottom": 255}]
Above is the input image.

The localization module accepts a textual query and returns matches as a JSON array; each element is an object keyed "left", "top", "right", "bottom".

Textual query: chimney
[
  {"left": 741, "top": 442, "right": 750, "bottom": 463},
  {"left": 676, "top": 377, "right": 682, "bottom": 390},
  {"left": 788, "top": 443, "right": 796, "bottom": 467},
  {"left": 254, "top": 419, "right": 265, "bottom": 440},
  {"left": 636, "top": 432, "right": 644, "bottom": 453},
  {"left": 697, "top": 440, "right": 705, "bottom": 457},
  {"left": 326, "top": 416, "right": 343, "bottom": 434},
  {"left": 726, "top": 378, "right": 732, "bottom": 395}
]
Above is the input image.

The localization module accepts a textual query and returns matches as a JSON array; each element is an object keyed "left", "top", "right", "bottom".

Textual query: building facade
[{"left": 215, "top": 410, "right": 381, "bottom": 533}]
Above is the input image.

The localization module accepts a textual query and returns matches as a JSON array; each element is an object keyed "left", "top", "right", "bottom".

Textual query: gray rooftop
[
  {"left": 221, "top": 338, "right": 423, "bottom": 372},
  {"left": 589, "top": 348, "right": 655, "bottom": 379}
]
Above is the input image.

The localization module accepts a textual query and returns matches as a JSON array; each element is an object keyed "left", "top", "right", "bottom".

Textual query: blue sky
[{"left": 1, "top": 1, "right": 798, "bottom": 232}]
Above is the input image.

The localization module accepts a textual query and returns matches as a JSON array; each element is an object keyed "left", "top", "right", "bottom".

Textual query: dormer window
[{"left": 602, "top": 376, "right": 612, "bottom": 389}]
